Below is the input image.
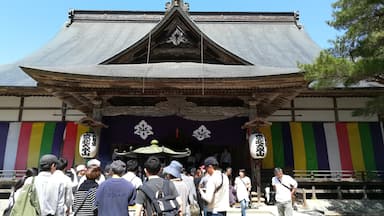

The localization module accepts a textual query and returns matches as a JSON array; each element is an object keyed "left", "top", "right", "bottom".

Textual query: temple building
[{"left": 0, "top": 0, "right": 383, "bottom": 181}]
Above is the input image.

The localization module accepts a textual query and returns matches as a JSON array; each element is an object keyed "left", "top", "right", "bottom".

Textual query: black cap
[
  {"left": 39, "top": 154, "right": 58, "bottom": 168},
  {"left": 204, "top": 156, "right": 219, "bottom": 167}
]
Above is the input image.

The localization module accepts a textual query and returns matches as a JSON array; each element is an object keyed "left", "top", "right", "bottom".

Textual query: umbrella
[{"left": 114, "top": 139, "right": 191, "bottom": 159}]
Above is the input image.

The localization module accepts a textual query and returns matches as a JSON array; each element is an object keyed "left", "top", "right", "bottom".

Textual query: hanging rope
[
  {"left": 200, "top": 32, "right": 205, "bottom": 95},
  {"left": 143, "top": 31, "right": 152, "bottom": 93}
]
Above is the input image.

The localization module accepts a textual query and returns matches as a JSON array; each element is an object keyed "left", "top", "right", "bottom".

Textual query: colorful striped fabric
[
  {"left": 0, "top": 122, "right": 89, "bottom": 170},
  {"left": 261, "top": 122, "right": 384, "bottom": 171},
  {"left": 0, "top": 121, "right": 383, "bottom": 172}
]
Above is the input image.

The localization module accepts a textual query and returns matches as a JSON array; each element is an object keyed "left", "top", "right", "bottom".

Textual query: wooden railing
[
  {"left": 292, "top": 170, "right": 384, "bottom": 201},
  {"left": 0, "top": 170, "right": 26, "bottom": 194},
  {"left": 0, "top": 170, "right": 26, "bottom": 181},
  {"left": 293, "top": 170, "right": 384, "bottom": 182},
  {"left": 0, "top": 170, "right": 26, "bottom": 187}
]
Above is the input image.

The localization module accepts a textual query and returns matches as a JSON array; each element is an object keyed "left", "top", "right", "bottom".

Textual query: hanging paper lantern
[
  {"left": 249, "top": 133, "right": 267, "bottom": 159},
  {"left": 79, "top": 132, "right": 98, "bottom": 158}
]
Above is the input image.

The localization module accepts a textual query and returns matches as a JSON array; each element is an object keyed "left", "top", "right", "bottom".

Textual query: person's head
[
  {"left": 104, "top": 164, "right": 112, "bottom": 177},
  {"left": 144, "top": 156, "right": 161, "bottom": 176},
  {"left": 204, "top": 156, "right": 219, "bottom": 175},
  {"left": 163, "top": 160, "right": 182, "bottom": 179},
  {"left": 76, "top": 164, "right": 87, "bottom": 177},
  {"left": 87, "top": 159, "right": 101, "bottom": 168},
  {"left": 56, "top": 158, "right": 68, "bottom": 171},
  {"left": 110, "top": 160, "right": 126, "bottom": 177},
  {"left": 39, "top": 154, "right": 58, "bottom": 172},
  {"left": 126, "top": 159, "right": 139, "bottom": 172},
  {"left": 239, "top": 169, "right": 246, "bottom": 178},
  {"left": 26, "top": 168, "right": 38, "bottom": 178},
  {"left": 226, "top": 167, "right": 232, "bottom": 176},
  {"left": 190, "top": 168, "right": 196, "bottom": 176},
  {"left": 195, "top": 168, "right": 202, "bottom": 177},
  {"left": 86, "top": 166, "right": 101, "bottom": 180},
  {"left": 274, "top": 167, "right": 283, "bottom": 178}
]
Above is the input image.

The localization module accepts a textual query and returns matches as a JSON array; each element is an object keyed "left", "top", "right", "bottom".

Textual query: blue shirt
[{"left": 95, "top": 177, "right": 136, "bottom": 216}]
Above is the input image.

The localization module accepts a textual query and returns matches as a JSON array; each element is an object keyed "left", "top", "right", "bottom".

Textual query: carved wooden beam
[
  {"left": 242, "top": 117, "right": 272, "bottom": 129},
  {"left": 257, "top": 89, "right": 302, "bottom": 117},
  {"left": 78, "top": 116, "right": 108, "bottom": 128}
]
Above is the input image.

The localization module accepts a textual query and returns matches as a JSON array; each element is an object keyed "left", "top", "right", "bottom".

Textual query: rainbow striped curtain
[
  {"left": 0, "top": 122, "right": 90, "bottom": 170},
  {"left": 1, "top": 121, "right": 384, "bottom": 172},
  {"left": 260, "top": 122, "right": 384, "bottom": 171}
]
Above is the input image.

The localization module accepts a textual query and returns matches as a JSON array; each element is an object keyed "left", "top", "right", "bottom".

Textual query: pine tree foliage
[{"left": 300, "top": 0, "right": 384, "bottom": 117}]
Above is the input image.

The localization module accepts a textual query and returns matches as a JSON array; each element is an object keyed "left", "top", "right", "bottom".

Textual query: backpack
[
  {"left": 140, "top": 179, "right": 180, "bottom": 216},
  {"left": 10, "top": 177, "right": 40, "bottom": 216}
]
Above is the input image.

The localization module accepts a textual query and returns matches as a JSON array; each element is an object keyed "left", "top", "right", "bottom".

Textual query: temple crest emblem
[
  {"left": 134, "top": 120, "right": 154, "bottom": 140},
  {"left": 193, "top": 125, "right": 211, "bottom": 141}
]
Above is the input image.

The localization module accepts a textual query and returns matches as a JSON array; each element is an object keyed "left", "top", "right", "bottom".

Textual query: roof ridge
[{"left": 66, "top": 9, "right": 298, "bottom": 26}]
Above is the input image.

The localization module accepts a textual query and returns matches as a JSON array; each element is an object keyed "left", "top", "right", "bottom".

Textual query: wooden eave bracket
[
  {"left": 78, "top": 117, "right": 108, "bottom": 128},
  {"left": 242, "top": 117, "right": 272, "bottom": 129}
]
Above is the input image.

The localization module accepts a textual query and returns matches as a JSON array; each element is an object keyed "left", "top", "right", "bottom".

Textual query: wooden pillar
[
  {"left": 248, "top": 100, "right": 262, "bottom": 205},
  {"left": 92, "top": 99, "right": 103, "bottom": 158}
]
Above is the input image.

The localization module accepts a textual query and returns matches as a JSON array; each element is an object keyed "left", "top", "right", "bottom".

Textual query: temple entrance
[{"left": 99, "top": 115, "right": 251, "bottom": 174}]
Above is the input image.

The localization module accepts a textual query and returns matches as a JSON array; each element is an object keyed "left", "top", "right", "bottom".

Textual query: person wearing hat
[
  {"left": 73, "top": 165, "right": 101, "bottom": 215},
  {"left": 167, "top": 160, "right": 198, "bottom": 216},
  {"left": 22, "top": 154, "right": 58, "bottom": 215},
  {"left": 234, "top": 169, "right": 251, "bottom": 216},
  {"left": 95, "top": 160, "right": 136, "bottom": 216},
  {"left": 77, "top": 158, "right": 106, "bottom": 189},
  {"left": 164, "top": 160, "right": 190, "bottom": 216},
  {"left": 199, "top": 157, "right": 229, "bottom": 216},
  {"left": 76, "top": 164, "right": 87, "bottom": 181},
  {"left": 45, "top": 157, "right": 74, "bottom": 216},
  {"left": 272, "top": 168, "right": 298, "bottom": 216}
]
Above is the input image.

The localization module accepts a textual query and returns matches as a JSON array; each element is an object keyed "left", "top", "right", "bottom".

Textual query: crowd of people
[{"left": 4, "top": 153, "right": 297, "bottom": 216}]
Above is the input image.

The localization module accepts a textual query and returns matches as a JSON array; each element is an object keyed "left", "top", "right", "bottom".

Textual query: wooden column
[
  {"left": 92, "top": 99, "right": 103, "bottom": 158},
  {"left": 248, "top": 100, "right": 262, "bottom": 205}
]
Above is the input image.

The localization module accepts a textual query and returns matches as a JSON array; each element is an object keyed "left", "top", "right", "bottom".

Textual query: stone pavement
[
  {"left": 1, "top": 199, "right": 384, "bottom": 215},
  {"left": 228, "top": 200, "right": 384, "bottom": 215}
]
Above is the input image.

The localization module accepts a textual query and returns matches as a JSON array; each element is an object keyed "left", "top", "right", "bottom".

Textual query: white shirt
[
  {"left": 271, "top": 174, "right": 298, "bottom": 203},
  {"left": 45, "top": 170, "right": 70, "bottom": 216},
  {"left": 234, "top": 176, "right": 251, "bottom": 202},
  {"left": 24, "top": 171, "right": 52, "bottom": 214},
  {"left": 171, "top": 179, "right": 190, "bottom": 215},
  {"left": 181, "top": 174, "right": 197, "bottom": 202},
  {"left": 200, "top": 170, "right": 230, "bottom": 213},
  {"left": 122, "top": 171, "right": 143, "bottom": 189}
]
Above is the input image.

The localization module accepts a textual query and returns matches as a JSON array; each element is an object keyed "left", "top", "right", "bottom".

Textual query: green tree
[{"left": 300, "top": 0, "right": 384, "bottom": 117}]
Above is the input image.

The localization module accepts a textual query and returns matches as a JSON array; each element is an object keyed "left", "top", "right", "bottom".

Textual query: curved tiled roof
[{"left": 0, "top": 9, "right": 321, "bottom": 86}]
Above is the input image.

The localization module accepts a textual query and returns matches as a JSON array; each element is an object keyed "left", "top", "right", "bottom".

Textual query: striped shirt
[{"left": 73, "top": 187, "right": 97, "bottom": 216}]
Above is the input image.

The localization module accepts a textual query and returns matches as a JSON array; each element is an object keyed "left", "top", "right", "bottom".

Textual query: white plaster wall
[
  {"left": 295, "top": 110, "right": 335, "bottom": 122},
  {"left": 65, "top": 109, "right": 87, "bottom": 121},
  {"left": 267, "top": 110, "right": 292, "bottom": 122},
  {"left": 338, "top": 110, "right": 378, "bottom": 122},
  {"left": 22, "top": 110, "right": 62, "bottom": 121},
  {"left": 337, "top": 97, "right": 370, "bottom": 108},
  {"left": 294, "top": 97, "right": 333, "bottom": 108},
  {"left": 24, "top": 96, "right": 62, "bottom": 107},
  {"left": 0, "top": 96, "right": 380, "bottom": 122},
  {"left": 0, "top": 96, "right": 20, "bottom": 107},
  {"left": 336, "top": 97, "right": 378, "bottom": 122},
  {"left": 0, "top": 110, "right": 19, "bottom": 121}
]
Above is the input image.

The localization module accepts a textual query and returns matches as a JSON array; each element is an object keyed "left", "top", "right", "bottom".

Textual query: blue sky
[{"left": 0, "top": 0, "right": 338, "bottom": 64}]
